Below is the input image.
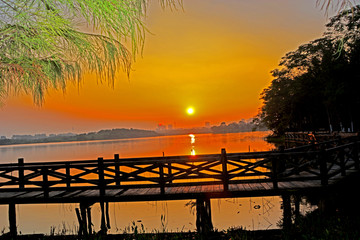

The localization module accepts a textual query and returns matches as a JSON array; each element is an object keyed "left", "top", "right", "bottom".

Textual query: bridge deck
[
  {"left": 0, "top": 168, "right": 356, "bottom": 204},
  {"left": 0, "top": 181, "right": 322, "bottom": 204}
]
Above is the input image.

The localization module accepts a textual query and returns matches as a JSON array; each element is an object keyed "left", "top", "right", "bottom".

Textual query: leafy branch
[{"left": 0, "top": 0, "right": 181, "bottom": 105}]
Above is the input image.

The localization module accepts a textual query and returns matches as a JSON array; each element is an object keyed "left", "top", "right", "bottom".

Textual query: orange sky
[{"left": 0, "top": 0, "right": 331, "bottom": 136}]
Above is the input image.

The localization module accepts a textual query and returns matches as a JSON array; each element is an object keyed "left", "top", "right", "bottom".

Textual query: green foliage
[
  {"left": 316, "top": 0, "right": 357, "bottom": 14},
  {"left": 258, "top": 5, "right": 360, "bottom": 135},
  {"left": 0, "top": 0, "right": 180, "bottom": 105}
]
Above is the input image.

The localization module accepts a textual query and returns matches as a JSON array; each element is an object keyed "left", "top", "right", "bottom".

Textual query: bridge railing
[{"left": 0, "top": 141, "right": 359, "bottom": 196}]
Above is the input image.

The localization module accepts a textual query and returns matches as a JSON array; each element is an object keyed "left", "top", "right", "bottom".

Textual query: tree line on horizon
[{"left": 255, "top": 6, "right": 360, "bottom": 136}]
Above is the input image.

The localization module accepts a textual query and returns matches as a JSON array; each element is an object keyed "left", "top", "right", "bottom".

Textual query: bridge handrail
[{"left": 0, "top": 141, "right": 358, "bottom": 196}]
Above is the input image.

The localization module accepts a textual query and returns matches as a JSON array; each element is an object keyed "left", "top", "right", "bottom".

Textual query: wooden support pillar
[
  {"left": 76, "top": 202, "right": 94, "bottom": 236},
  {"left": 87, "top": 207, "right": 92, "bottom": 235},
  {"left": 106, "top": 201, "right": 111, "bottom": 230},
  {"left": 99, "top": 201, "right": 111, "bottom": 234},
  {"left": 9, "top": 203, "right": 17, "bottom": 238},
  {"left": 100, "top": 201, "right": 106, "bottom": 234},
  {"left": 282, "top": 194, "right": 292, "bottom": 231},
  {"left": 196, "top": 197, "right": 213, "bottom": 235},
  {"left": 204, "top": 198, "right": 212, "bottom": 228},
  {"left": 75, "top": 208, "right": 84, "bottom": 236},
  {"left": 294, "top": 194, "right": 301, "bottom": 223},
  {"left": 80, "top": 203, "right": 88, "bottom": 236}
]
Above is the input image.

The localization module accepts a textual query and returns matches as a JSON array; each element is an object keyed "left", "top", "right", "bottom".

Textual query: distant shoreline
[
  {"left": 0, "top": 128, "right": 160, "bottom": 147},
  {"left": 0, "top": 122, "right": 267, "bottom": 147}
]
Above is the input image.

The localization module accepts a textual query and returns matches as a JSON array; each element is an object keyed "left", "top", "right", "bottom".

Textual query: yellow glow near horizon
[{"left": 186, "top": 107, "right": 195, "bottom": 115}]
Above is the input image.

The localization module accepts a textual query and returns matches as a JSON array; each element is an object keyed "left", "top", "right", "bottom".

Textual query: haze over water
[{"left": 0, "top": 132, "right": 293, "bottom": 234}]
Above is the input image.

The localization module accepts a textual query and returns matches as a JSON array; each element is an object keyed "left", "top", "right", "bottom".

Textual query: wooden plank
[
  {"left": 133, "top": 188, "right": 150, "bottom": 196},
  {"left": 200, "top": 185, "right": 210, "bottom": 193},
  {"left": 235, "top": 183, "right": 245, "bottom": 191},
  {"left": 0, "top": 192, "right": 25, "bottom": 199},
  {"left": 176, "top": 186, "right": 186, "bottom": 194},
  {"left": 48, "top": 191, "right": 67, "bottom": 198},
  {"left": 147, "top": 188, "right": 160, "bottom": 195},
  {"left": 168, "top": 186, "right": 178, "bottom": 194},
  {"left": 265, "top": 182, "right": 274, "bottom": 190},
  {"left": 193, "top": 185, "right": 202, "bottom": 193},
  {"left": 75, "top": 190, "right": 99, "bottom": 198},
  {"left": 189, "top": 185, "right": 196, "bottom": 193},
  {"left": 286, "top": 181, "right": 303, "bottom": 189},
  {"left": 249, "top": 183, "right": 264, "bottom": 191},
  {"left": 260, "top": 182, "right": 272, "bottom": 190},
  {"left": 121, "top": 189, "right": 140, "bottom": 196},
  {"left": 16, "top": 191, "right": 43, "bottom": 198},
  {"left": 278, "top": 182, "right": 292, "bottom": 189},
  {"left": 214, "top": 184, "right": 222, "bottom": 192},
  {"left": 61, "top": 190, "right": 83, "bottom": 198},
  {"left": 105, "top": 189, "right": 124, "bottom": 196},
  {"left": 228, "top": 184, "right": 238, "bottom": 191},
  {"left": 242, "top": 183, "right": 252, "bottom": 191},
  {"left": 182, "top": 186, "right": 191, "bottom": 194}
]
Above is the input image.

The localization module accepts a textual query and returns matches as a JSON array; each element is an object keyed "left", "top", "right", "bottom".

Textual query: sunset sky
[{"left": 0, "top": 0, "right": 333, "bottom": 136}]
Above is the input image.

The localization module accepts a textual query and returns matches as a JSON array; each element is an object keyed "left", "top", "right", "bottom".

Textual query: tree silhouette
[{"left": 258, "top": 6, "right": 360, "bottom": 135}]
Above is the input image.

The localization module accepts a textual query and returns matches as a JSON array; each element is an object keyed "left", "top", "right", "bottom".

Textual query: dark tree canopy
[{"left": 257, "top": 6, "right": 360, "bottom": 135}]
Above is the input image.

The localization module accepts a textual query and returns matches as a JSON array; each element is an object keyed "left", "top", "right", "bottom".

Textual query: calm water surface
[{"left": 0, "top": 132, "right": 298, "bottom": 234}]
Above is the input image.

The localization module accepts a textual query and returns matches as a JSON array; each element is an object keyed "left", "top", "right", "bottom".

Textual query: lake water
[{"left": 0, "top": 132, "right": 303, "bottom": 235}]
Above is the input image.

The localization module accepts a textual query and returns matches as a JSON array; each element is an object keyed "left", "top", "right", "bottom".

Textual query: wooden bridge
[{"left": 1, "top": 138, "right": 360, "bottom": 237}]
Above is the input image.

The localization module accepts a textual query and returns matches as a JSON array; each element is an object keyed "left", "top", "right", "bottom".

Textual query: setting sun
[{"left": 186, "top": 107, "right": 195, "bottom": 115}]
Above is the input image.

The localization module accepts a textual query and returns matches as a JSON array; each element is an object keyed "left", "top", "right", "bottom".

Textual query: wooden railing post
[
  {"left": 221, "top": 148, "right": 229, "bottom": 191},
  {"left": 18, "top": 158, "right": 24, "bottom": 189},
  {"left": 98, "top": 157, "right": 105, "bottom": 197},
  {"left": 168, "top": 163, "right": 173, "bottom": 184},
  {"left": 163, "top": 152, "right": 172, "bottom": 184},
  {"left": 272, "top": 157, "right": 278, "bottom": 189},
  {"left": 42, "top": 167, "right": 49, "bottom": 198},
  {"left": 320, "top": 148, "right": 328, "bottom": 186},
  {"left": 114, "top": 154, "right": 121, "bottom": 186},
  {"left": 66, "top": 163, "right": 71, "bottom": 189},
  {"left": 352, "top": 142, "right": 359, "bottom": 170},
  {"left": 159, "top": 162, "right": 165, "bottom": 194}
]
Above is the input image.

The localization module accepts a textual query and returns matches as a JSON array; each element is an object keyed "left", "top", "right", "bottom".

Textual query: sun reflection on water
[{"left": 189, "top": 134, "right": 196, "bottom": 155}]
